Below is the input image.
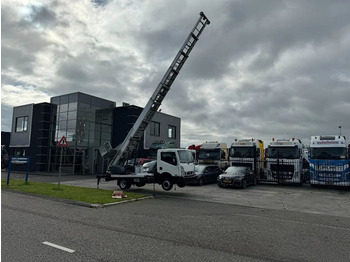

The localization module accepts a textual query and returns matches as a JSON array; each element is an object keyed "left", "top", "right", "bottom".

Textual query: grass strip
[{"left": 2, "top": 179, "right": 147, "bottom": 205}]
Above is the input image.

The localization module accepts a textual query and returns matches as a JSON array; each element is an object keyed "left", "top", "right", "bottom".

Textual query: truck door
[{"left": 159, "top": 151, "right": 179, "bottom": 176}]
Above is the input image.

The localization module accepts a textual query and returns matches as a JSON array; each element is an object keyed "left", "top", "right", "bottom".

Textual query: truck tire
[
  {"left": 177, "top": 180, "right": 186, "bottom": 188},
  {"left": 162, "top": 177, "right": 173, "bottom": 191},
  {"left": 118, "top": 178, "right": 131, "bottom": 190}
]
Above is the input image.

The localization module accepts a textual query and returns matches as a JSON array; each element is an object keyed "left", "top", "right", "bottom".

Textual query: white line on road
[{"left": 42, "top": 241, "right": 75, "bottom": 253}]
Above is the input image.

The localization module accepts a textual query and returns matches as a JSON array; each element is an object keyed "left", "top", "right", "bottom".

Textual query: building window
[
  {"left": 168, "top": 125, "right": 176, "bottom": 139},
  {"left": 15, "top": 116, "right": 28, "bottom": 132},
  {"left": 150, "top": 121, "right": 160, "bottom": 136}
]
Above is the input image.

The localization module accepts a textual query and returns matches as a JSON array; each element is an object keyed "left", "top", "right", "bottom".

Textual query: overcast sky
[{"left": 2, "top": 0, "right": 350, "bottom": 148}]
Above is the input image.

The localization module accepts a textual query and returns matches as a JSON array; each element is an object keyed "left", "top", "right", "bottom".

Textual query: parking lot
[{"left": 62, "top": 176, "right": 350, "bottom": 218}]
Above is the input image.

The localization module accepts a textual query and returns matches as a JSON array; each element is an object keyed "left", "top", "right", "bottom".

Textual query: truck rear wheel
[
  {"left": 162, "top": 178, "right": 173, "bottom": 191},
  {"left": 118, "top": 178, "right": 131, "bottom": 190}
]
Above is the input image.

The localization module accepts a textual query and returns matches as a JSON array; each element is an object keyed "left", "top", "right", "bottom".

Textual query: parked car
[
  {"left": 187, "top": 164, "right": 222, "bottom": 185},
  {"left": 142, "top": 160, "right": 157, "bottom": 173},
  {"left": 217, "top": 166, "right": 257, "bottom": 189}
]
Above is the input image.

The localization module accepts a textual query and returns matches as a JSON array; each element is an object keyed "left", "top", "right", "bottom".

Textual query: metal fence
[{"left": 309, "top": 160, "right": 350, "bottom": 187}]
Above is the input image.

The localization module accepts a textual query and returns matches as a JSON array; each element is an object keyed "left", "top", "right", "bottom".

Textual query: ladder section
[{"left": 109, "top": 12, "right": 210, "bottom": 167}]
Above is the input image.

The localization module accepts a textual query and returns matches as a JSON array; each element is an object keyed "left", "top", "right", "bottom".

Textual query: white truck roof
[
  {"left": 200, "top": 142, "right": 227, "bottom": 149},
  {"left": 231, "top": 138, "right": 261, "bottom": 147},
  {"left": 269, "top": 138, "right": 302, "bottom": 147},
  {"left": 310, "top": 135, "right": 347, "bottom": 148}
]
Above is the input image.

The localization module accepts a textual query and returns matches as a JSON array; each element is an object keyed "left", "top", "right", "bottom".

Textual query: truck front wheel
[
  {"left": 118, "top": 178, "right": 131, "bottom": 190},
  {"left": 177, "top": 179, "right": 186, "bottom": 188},
  {"left": 162, "top": 178, "right": 173, "bottom": 191}
]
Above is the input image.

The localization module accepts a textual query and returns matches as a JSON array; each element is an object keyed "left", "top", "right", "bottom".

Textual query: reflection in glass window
[
  {"left": 57, "top": 130, "right": 66, "bottom": 141},
  {"left": 66, "top": 129, "right": 76, "bottom": 142},
  {"left": 68, "top": 110, "right": 77, "bottom": 120},
  {"left": 15, "top": 116, "right": 28, "bottom": 132},
  {"left": 168, "top": 125, "right": 176, "bottom": 139},
  {"left": 69, "top": 102, "right": 77, "bottom": 111},
  {"left": 59, "top": 112, "right": 67, "bottom": 121},
  {"left": 67, "top": 120, "right": 76, "bottom": 129},
  {"left": 58, "top": 121, "right": 67, "bottom": 130},
  {"left": 60, "top": 104, "right": 68, "bottom": 112}
]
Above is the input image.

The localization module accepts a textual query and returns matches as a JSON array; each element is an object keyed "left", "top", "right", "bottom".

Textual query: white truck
[
  {"left": 197, "top": 142, "right": 229, "bottom": 169},
  {"left": 105, "top": 148, "right": 195, "bottom": 191},
  {"left": 97, "top": 13, "right": 210, "bottom": 190},
  {"left": 264, "top": 138, "right": 304, "bottom": 184},
  {"left": 229, "top": 138, "right": 264, "bottom": 178},
  {"left": 309, "top": 135, "right": 349, "bottom": 186}
]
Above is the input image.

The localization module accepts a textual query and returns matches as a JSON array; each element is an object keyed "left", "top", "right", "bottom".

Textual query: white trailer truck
[
  {"left": 197, "top": 142, "right": 229, "bottom": 169},
  {"left": 264, "top": 138, "right": 304, "bottom": 184},
  {"left": 107, "top": 148, "right": 195, "bottom": 191},
  {"left": 309, "top": 135, "right": 349, "bottom": 186},
  {"left": 229, "top": 138, "right": 264, "bottom": 178}
]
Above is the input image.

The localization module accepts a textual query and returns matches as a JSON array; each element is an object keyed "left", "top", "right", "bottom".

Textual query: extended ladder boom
[{"left": 109, "top": 12, "right": 210, "bottom": 168}]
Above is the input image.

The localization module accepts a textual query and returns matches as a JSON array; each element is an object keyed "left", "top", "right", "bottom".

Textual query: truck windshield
[
  {"left": 268, "top": 146, "right": 299, "bottom": 159},
  {"left": 230, "top": 147, "right": 254, "bottom": 158},
  {"left": 178, "top": 150, "right": 194, "bottom": 163},
  {"left": 198, "top": 149, "right": 220, "bottom": 160},
  {"left": 310, "top": 147, "right": 348, "bottom": 160}
]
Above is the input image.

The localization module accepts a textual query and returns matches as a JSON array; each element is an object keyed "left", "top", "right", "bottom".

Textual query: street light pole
[{"left": 339, "top": 126, "right": 342, "bottom": 136}]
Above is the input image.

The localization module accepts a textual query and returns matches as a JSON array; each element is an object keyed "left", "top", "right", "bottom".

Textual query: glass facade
[{"left": 49, "top": 93, "right": 115, "bottom": 174}]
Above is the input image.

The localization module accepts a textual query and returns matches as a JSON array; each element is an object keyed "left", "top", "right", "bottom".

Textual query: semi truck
[
  {"left": 309, "top": 135, "right": 349, "bottom": 187},
  {"left": 197, "top": 142, "right": 229, "bottom": 169},
  {"left": 97, "top": 12, "right": 210, "bottom": 190},
  {"left": 106, "top": 148, "right": 195, "bottom": 191},
  {"left": 264, "top": 138, "right": 304, "bottom": 184},
  {"left": 229, "top": 138, "right": 264, "bottom": 178}
]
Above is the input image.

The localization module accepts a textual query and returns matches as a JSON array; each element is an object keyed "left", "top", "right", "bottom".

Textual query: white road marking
[{"left": 42, "top": 241, "right": 75, "bottom": 253}]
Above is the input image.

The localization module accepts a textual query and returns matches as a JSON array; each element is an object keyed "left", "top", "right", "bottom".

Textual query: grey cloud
[
  {"left": 1, "top": 0, "right": 350, "bottom": 145},
  {"left": 28, "top": 5, "right": 57, "bottom": 28}
]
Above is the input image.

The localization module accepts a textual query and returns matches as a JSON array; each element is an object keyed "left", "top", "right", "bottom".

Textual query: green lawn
[{"left": 1, "top": 179, "right": 148, "bottom": 205}]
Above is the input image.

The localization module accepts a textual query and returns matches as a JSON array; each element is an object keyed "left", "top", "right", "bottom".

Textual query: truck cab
[
  {"left": 309, "top": 135, "right": 349, "bottom": 186},
  {"left": 229, "top": 138, "right": 264, "bottom": 178},
  {"left": 264, "top": 138, "right": 304, "bottom": 184},
  {"left": 197, "top": 142, "right": 229, "bottom": 169}
]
